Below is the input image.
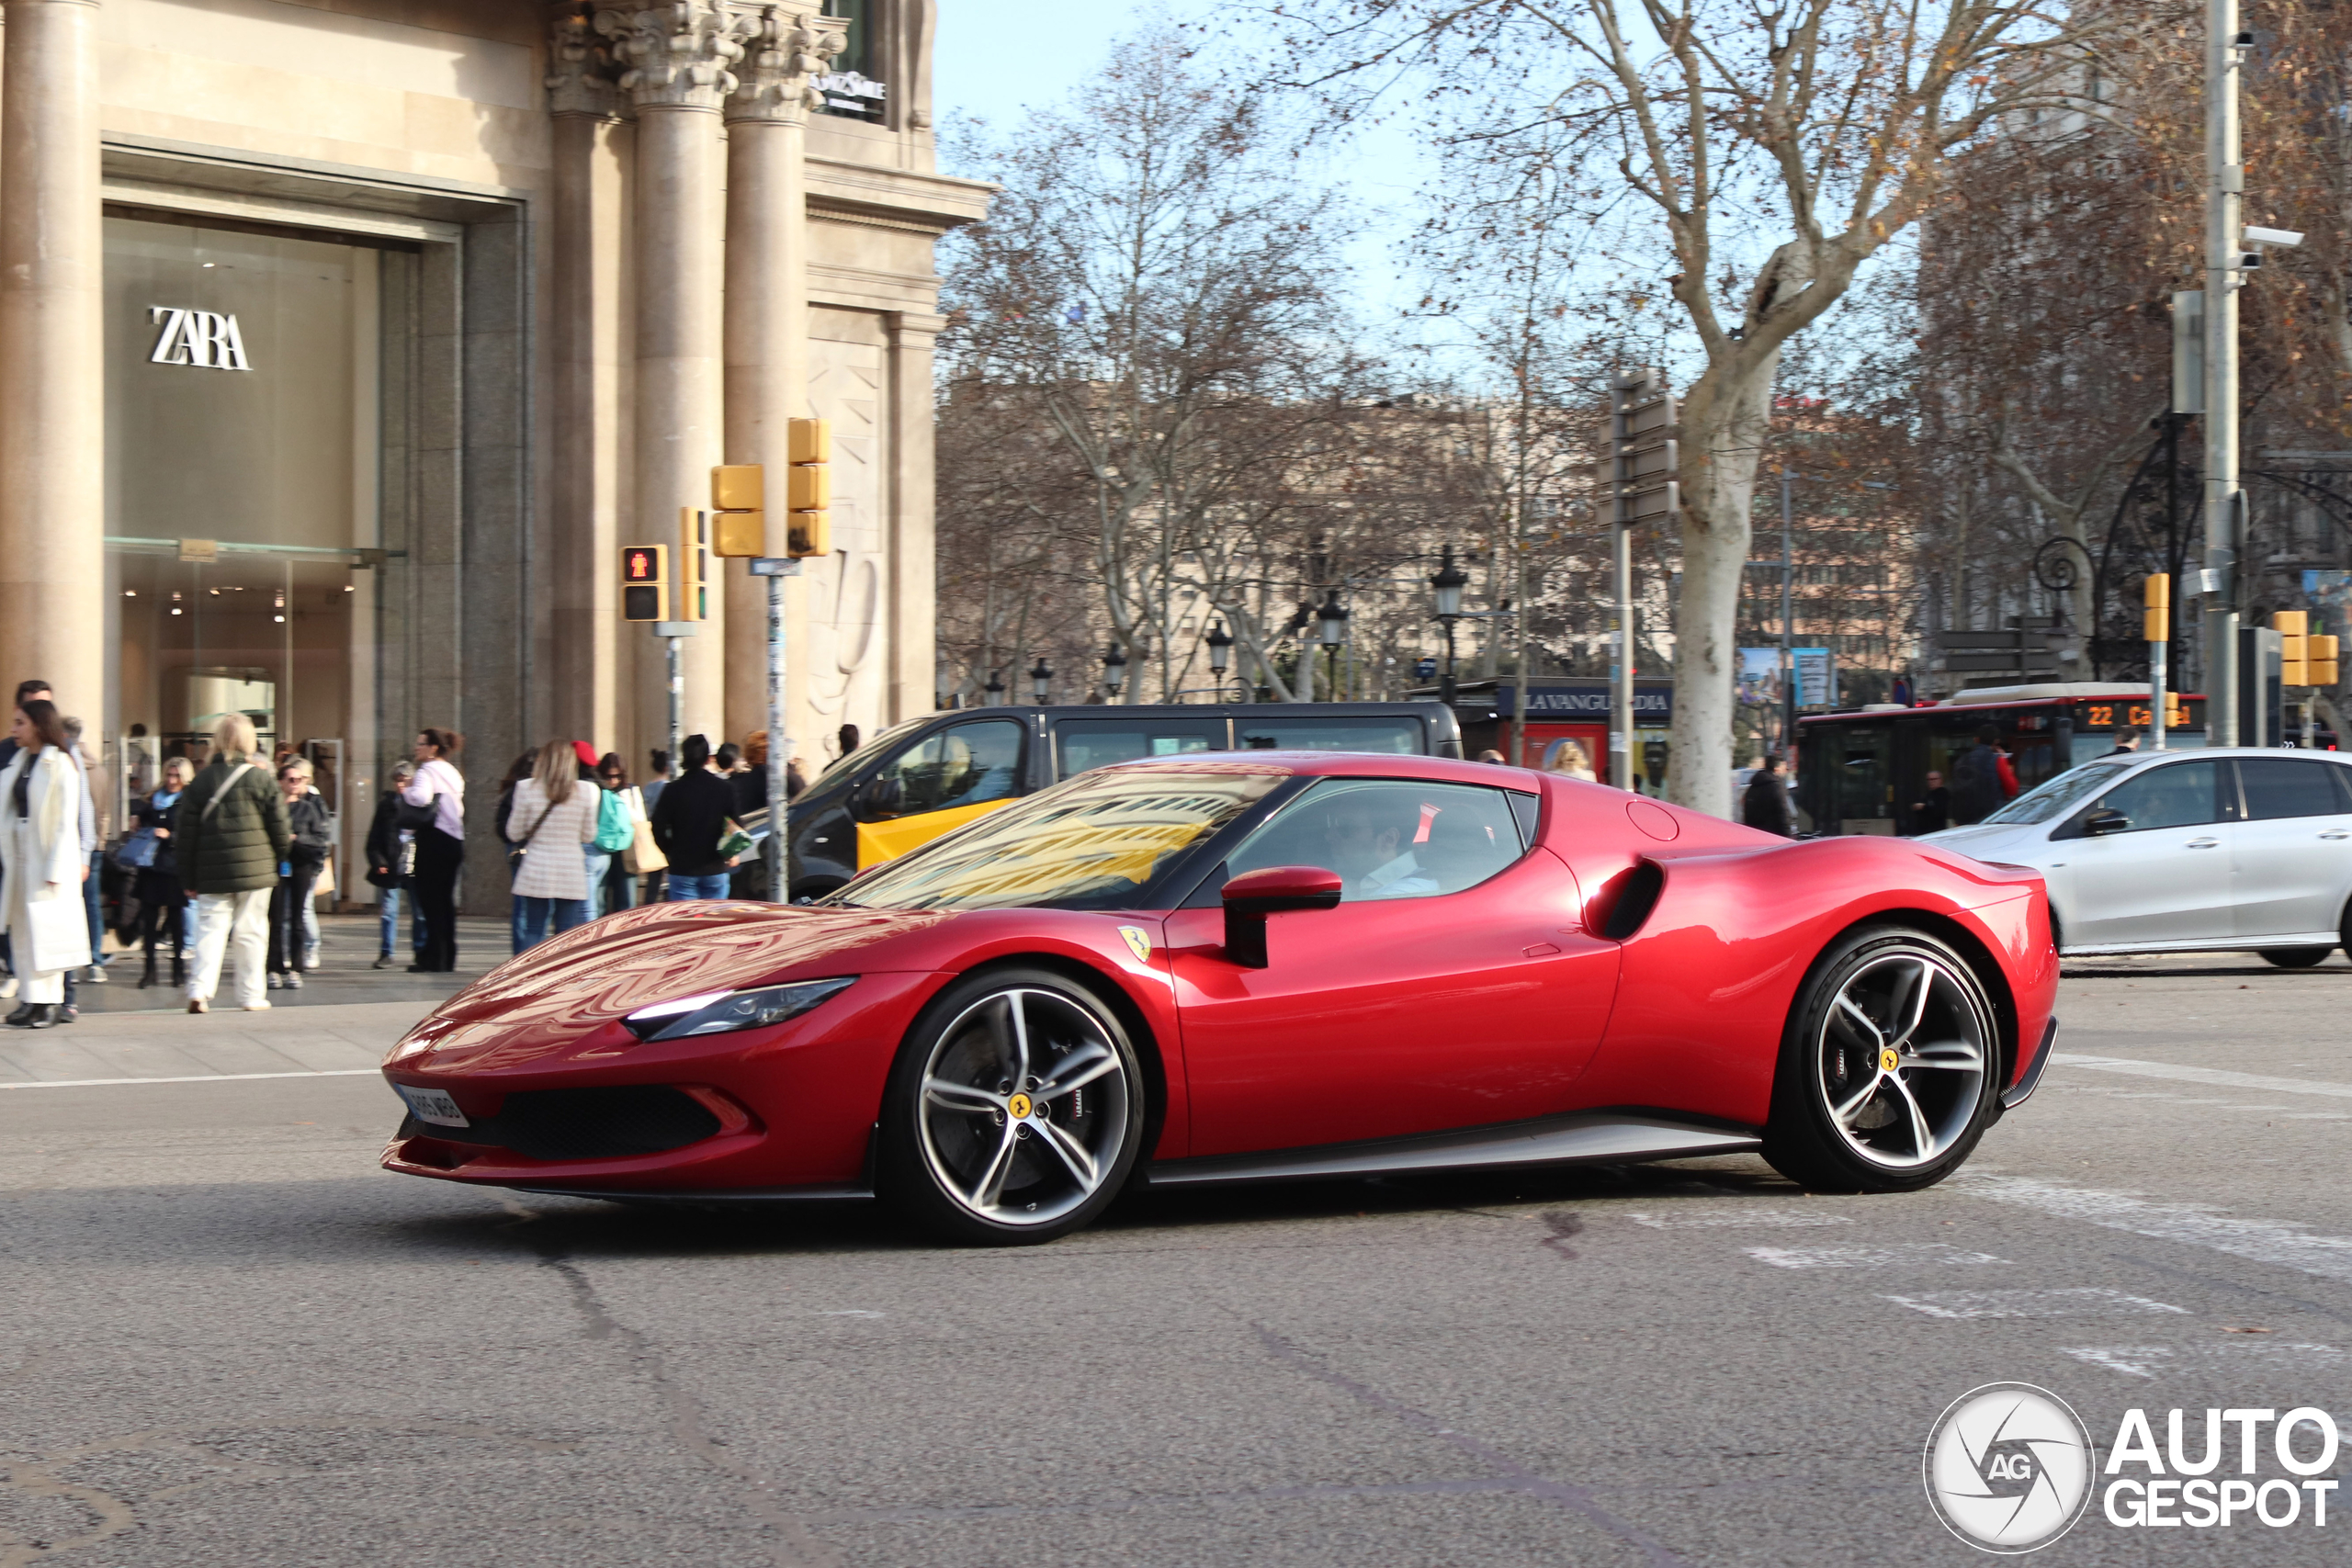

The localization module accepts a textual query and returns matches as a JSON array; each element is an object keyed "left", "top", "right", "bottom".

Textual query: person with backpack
[
  {"left": 571, "top": 741, "right": 635, "bottom": 917},
  {"left": 175, "top": 714, "right": 290, "bottom": 1013},
  {"left": 1949, "top": 726, "right": 2018, "bottom": 825}
]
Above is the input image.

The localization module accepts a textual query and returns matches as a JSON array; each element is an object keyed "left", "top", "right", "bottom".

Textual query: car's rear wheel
[
  {"left": 877, "top": 967, "right": 1145, "bottom": 1245},
  {"left": 1763, "top": 927, "right": 2000, "bottom": 1194},
  {"left": 2259, "top": 946, "right": 2334, "bottom": 968}
]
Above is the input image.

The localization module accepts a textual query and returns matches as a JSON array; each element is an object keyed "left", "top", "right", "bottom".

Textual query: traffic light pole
[
  {"left": 1611, "top": 521, "right": 1634, "bottom": 790},
  {"left": 751, "top": 556, "right": 799, "bottom": 899},
  {"left": 2203, "top": 0, "right": 2244, "bottom": 746}
]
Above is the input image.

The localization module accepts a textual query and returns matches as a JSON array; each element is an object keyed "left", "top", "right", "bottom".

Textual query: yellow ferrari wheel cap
[
  {"left": 1007, "top": 1092, "right": 1034, "bottom": 1120},
  {"left": 1118, "top": 925, "right": 1152, "bottom": 963},
  {"left": 1879, "top": 1048, "right": 1900, "bottom": 1074}
]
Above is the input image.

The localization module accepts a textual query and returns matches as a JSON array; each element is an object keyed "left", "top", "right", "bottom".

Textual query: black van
[{"left": 758, "top": 701, "right": 1464, "bottom": 901}]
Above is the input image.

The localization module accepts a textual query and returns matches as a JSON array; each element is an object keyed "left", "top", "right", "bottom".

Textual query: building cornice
[{"left": 805, "top": 157, "right": 993, "bottom": 231}]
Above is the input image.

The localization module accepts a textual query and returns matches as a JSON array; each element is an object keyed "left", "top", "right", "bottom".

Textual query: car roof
[{"left": 1102, "top": 750, "right": 1540, "bottom": 790}]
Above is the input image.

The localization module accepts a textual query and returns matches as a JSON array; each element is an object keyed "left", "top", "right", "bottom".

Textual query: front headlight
[{"left": 623, "top": 977, "right": 856, "bottom": 1042}]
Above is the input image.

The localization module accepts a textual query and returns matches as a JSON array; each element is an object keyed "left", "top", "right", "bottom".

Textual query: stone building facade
[{"left": 0, "top": 0, "right": 986, "bottom": 905}]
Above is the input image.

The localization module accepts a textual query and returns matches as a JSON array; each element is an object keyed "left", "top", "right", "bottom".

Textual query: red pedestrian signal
[{"left": 621, "top": 543, "right": 669, "bottom": 621}]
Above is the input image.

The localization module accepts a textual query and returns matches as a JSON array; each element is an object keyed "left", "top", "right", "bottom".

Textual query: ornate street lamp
[
  {"left": 982, "top": 669, "right": 1005, "bottom": 706},
  {"left": 1204, "top": 622, "right": 1235, "bottom": 699},
  {"left": 1029, "top": 657, "right": 1053, "bottom": 705},
  {"left": 1102, "top": 641, "right": 1128, "bottom": 698},
  {"left": 1317, "top": 592, "right": 1349, "bottom": 702},
  {"left": 1430, "top": 545, "right": 1469, "bottom": 705}
]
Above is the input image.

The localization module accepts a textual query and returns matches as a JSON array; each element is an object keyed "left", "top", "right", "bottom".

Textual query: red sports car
[{"left": 382, "top": 753, "right": 2058, "bottom": 1244}]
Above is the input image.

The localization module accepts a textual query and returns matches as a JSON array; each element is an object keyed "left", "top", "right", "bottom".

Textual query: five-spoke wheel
[
  {"left": 1765, "top": 928, "right": 2001, "bottom": 1192},
  {"left": 880, "top": 968, "right": 1146, "bottom": 1244}
]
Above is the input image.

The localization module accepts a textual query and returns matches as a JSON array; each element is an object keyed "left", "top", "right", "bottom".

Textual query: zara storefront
[{"left": 1, "top": 0, "right": 984, "bottom": 903}]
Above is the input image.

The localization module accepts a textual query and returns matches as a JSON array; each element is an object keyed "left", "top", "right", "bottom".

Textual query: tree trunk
[{"left": 1668, "top": 354, "right": 1779, "bottom": 820}]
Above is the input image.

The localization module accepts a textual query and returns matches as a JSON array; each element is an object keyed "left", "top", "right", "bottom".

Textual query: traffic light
[
  {"left": 2311, "top": 634, "right": 2340, "bottom": 688},
  {"left": 2143, "top": 573, "right": 2170, "bottom": 644},
  {"left": 676, "top": 507, "right": 707, "bottom": 621},
  {"left": 2165, "top": 692, "right": 2185, "bottom": 729},
  {"left": 786, "top": 417, "right": 831, "bottom": 558},
  {"left": 620, "top": 543, "right": 668, "bottom": 621},
  {"left": 710, "top": 464, "right": 764, "bottom": 558},
  {"left": 2274, "top": 610, "right": 2309, "bottom": 685}
]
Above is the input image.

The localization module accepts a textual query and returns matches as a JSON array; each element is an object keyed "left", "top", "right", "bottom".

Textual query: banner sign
[{"left": 1498, "top": 684, "right": 1673, "bottom": 723}]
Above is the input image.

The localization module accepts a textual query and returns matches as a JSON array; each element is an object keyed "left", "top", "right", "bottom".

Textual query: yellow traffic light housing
[
  {"left": 2310, "top": 634, "right": 2340, "bottom": 689},
  {"left": 786, "top": 416, "right": 831, "bottom": 558},
  {"left": 676, "top": 507, "right": 707, "bottom": 621},
  {"left": 620, "top": 543, "right": 669, "bottom": 621},
  {"left": 2143, "top": 573, "right": 2170, "bottom": 644},
  {"left": 710, "top": 465, "right": 764, "bottom": 558},
  {"left": 2274, "top": 610, "right": 2309, "bottom": 685}
]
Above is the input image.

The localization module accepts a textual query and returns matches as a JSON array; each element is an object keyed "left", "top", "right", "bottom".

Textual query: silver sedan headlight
[{"left": 623, "top": 977, "right": 856, "bottom": 1042}]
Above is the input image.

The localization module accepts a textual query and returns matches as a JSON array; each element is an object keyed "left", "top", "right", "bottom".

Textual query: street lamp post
[
  {"left": 1102, "top": 641, "right": 1128, "bottom": 700},
  {"left": 1029, "top": 657, "right": 1052, "bottom": 705},
  {"left": 1317, "top": 593, "right": 1348, "bottom": 702},
  {"left": 1430, "top": 546, "right": 1467, "bottom": 708},
  {"left": 982, "top": 669, "right": 1004, "bottom": 706},
  {"left": 1205, "top": 623, "right": 1234, "bottom": 700}
]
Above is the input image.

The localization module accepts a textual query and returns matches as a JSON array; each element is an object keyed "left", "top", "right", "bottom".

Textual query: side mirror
[
  {"left": 2082, "top": 807, "right": 2130, "bottom": 837},
  {"left": 1221, "top": 864, "right": 1343, "bottom": 969}
]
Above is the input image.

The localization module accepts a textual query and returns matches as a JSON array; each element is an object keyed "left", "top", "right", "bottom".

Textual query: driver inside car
[{"left": 1325, "top": 797, "right": 1441, "bottom": 899}]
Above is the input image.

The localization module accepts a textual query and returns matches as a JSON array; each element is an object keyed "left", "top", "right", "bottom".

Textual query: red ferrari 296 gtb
[{"left": 381, "top": 753, "right": 2058, "bottom": 1244}]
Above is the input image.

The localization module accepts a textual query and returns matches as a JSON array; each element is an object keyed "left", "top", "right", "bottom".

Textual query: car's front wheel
[
  {"left": 2259, "top": 946, "right": 2333, "bottom": 969},
  {"left": 1763, "top": 927, "right": 2001, "bottom": 1194},
  {"left": 877, "top": 967, "right": 1146, "bottom": 1245}
]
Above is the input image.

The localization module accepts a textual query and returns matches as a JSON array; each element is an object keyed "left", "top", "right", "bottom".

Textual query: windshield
[
  {"left": 811, "top": 717, "right": 928, "bottom": 792},
  {"left": 829, "top": 764, "right": 1288, "bottom": 910},
  {"left": 1980, "top": 759, "right": 2134, "bottom": 826}
]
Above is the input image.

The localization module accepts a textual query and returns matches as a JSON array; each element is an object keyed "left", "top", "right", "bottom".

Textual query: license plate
[{"left": 395, "top": 1084, "right": 469, "bottom": 1128}]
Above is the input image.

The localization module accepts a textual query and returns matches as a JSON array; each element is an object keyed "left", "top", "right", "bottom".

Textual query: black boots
[
  {"left": 6, "top": 1004, "right": 56, "bottom": 1029},
  {"left": 139, "top": 954, "right": 158, "bottom": 989}
]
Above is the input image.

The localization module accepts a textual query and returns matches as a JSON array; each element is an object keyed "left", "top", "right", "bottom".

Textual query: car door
[
  {"left": 852, "top": 718, "right": 1028, "bottom": 869},
  {"left": 2063, "top": 759, "right": 2234, "bottom": 948},
  {"left": 2231, "top": 757, "right": 2352, "bottom": 939},
  {"left": 1162, "top": 777, "right": 1619, "bottom": 1156}
]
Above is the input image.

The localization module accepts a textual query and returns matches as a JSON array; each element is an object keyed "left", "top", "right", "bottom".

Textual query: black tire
[
  {"left": 876, "top": 966, "right": 1147, "bottom": 1246},
  {"left": 2258, "top": 947, "right": 2333, "bottom": 969},
  {"left": 1763, "top": 926, "right": 2002, "bottom": 1194}
]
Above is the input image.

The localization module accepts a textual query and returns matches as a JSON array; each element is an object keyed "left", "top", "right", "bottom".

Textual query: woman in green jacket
[{"left": 173, "top": 714, "right": 289, "bottom": 1014}]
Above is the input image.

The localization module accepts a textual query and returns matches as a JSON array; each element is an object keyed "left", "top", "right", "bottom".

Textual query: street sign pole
[
  {"left": 1609, "top": 369, "right": 1677, "bottom": 792},
  {"left": 751, "top": 557, "right": 799, "bottom": 898},
  {"left": 2203, "top": 0, "right": 2244, "bottom": 744},
  {"left": 651, "top": 620, "right": 699, "bottom": 773}
]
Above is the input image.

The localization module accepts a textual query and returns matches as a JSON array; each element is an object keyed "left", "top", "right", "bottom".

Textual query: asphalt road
[{"left": 4, "top": 951, "right": 2350, "bottom": 1566}]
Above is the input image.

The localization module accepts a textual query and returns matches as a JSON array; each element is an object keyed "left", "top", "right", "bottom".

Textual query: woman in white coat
[
  {"left": 507, "top": 738, "right": 602, "bottom": 953},
  {"left": 0, "top": 700, "right": 93, "bottom": 1028}
]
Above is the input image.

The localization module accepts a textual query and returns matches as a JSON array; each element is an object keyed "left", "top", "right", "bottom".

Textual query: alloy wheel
[
  {"left": 916, "top": 987, "right": 1132, "bottom": 1227},
  {"left": 1814, "top": 948, "right": 1992, "bottom": 1169}
]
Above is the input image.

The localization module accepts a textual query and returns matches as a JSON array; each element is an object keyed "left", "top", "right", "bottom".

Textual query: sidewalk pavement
[
  {"left": 68, "top": 911, "right": 513, "bottom": 1018},
  {"left": 0, "top": 999, "right": 416, "bottom": 1086}
]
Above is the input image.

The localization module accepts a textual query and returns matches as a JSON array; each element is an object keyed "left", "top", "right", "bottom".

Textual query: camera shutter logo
[{"left": 1924, "top": 1382, "right": 2096, "bottom": 1552}]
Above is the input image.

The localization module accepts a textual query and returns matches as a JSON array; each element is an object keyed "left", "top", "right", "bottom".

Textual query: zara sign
[{"left": 147, "top": 306, "right": 252, "bottom": 370}]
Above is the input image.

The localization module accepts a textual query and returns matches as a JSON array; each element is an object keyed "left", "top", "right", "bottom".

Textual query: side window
[
  {"left": 1227, "top": 779, "right": 1526, "bottom": 901},
  {"left": 2237, "top": 758, "right": 2346, "bottom": 820},
  {"left": 1054, "top": 717, "right": 1229, "bottom": 779},
  {"left": 1234, "top": 717, "right": 1421, "bottom": 754},
  {"left": 863, "top": 721, "right": 1023, "bottom": 818},
  {"left": 2096, "top": 761, "right": 2220, "bottom": 832}
]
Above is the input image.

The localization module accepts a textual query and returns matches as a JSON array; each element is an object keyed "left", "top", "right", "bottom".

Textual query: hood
[
  {"left": 389, "top": 901, "right": 950, "bottom": 1072},
  {"left": 1917, "top": 821, "right": 2048, "bottom": 863}
]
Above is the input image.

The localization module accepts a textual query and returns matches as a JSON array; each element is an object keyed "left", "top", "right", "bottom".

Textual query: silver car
[{"left": 1923, "top": 748, "right": 2352, "bottom": 966}]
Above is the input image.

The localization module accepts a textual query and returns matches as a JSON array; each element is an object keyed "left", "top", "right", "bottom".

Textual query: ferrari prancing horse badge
[{"left": 1118, "top": 926, "right": 1151, "bottom": 963}]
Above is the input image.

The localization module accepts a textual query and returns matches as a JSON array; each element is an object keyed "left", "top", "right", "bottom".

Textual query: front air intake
[{"left": 407, "top": 1085, "right": 723, "bottom": 1162}]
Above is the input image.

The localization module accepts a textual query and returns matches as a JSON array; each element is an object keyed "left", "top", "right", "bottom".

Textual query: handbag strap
[
  {"left": 514, "top": 789, "right": 563, "bottom": 852},
  {"left": 200, "top": 763, "right": 255, "bottom": 825}
]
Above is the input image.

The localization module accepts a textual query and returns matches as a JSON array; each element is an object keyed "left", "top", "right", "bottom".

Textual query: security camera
[
  {"left": 2245, "top": 225, "right": 2304, "bottom": 247},
  {"left": 2240, "top": 251, "right": 2263, "bottom": 270}
]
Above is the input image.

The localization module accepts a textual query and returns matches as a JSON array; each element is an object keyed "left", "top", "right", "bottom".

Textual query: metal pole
[
  {"left": 1611, "top": 520, "right": 1634, "bottom": 788},
  {"left": 766, "top": 569, "right": 788, "bottom": 900},
  {"left": 2203, "top": 0, "right": 2243, "bottom": 745},
  {"left": 1781, "top": 468, "right": 1795, "bottom": 753},
  {"left": 665, "top": 634, "right": 684, "bottom": 775},
  {"left": 2150, "top": 633, "right": 2169, "bottom": 753}
]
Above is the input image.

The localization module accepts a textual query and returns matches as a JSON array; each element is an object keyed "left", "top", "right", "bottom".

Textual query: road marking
[
  {"left": 2061, "top": 1343, "right": 2350, "bottom": 1380},
  {"left": 0, "top": 1068, "right": 382, "bottom": 1090},
  {"left": 1625, "top": 1208, "right": 1851, "bottom": 1229},
  {"left": 1954, "top": 1172, "right": 2352, "bottom": 1287},
  {"left": 2052, "top": 1052, "right": 2352, "bottom": 1100},
  {"left": 1880, "top": 1288, "right": 2188, "bottom": 1319},
  {"left": 1746, "top": 1243, "right": 2007, "bottom": 1270}
]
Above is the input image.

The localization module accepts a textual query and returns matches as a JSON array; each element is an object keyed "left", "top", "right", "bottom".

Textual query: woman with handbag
[
  {"left": 507, "top": 739, "right": 601, "bottom": 953},
  {"left": 593, "top": 752, "right": 647, "bottom": 914},
  {"left": 0, "top": 700, "right": 94, "bottom": 1028},
  {"left": 126, "top": 756, "right": 192, "bottom": 988},
  {"left": 400, "top": 728, "right": 466, "bottom": 972},
  {"left": 267, "top": 758, "right": 334, "bottom": 990}
]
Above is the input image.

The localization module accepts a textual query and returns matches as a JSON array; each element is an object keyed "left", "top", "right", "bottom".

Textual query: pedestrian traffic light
[
  {"left": 709, "top": 464, "right": 764, "bottom": 558},
  {"left": 676, "top": 507, "right": 707, "bottom": 621},
  {"left": 2274, "top": 610, "right": 2309, "bottom": 685},
  {"left": 621, "top": 543, "right": 669, "bottom": 621},
  {"left": 2143, "top": 574, "right": 2170, "bottom": 643},
  {"left": 786, "top": 417, "right": 831, "bottom": 558},
  {"left": 2310, "top": 634, "right": 2340, "bottom": 689}
]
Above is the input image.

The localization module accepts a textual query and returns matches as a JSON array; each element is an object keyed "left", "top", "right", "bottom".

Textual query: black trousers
[
  {"left": 413, "top": 828, "right": 464, "bottom": 971},
  {"left": 268, "top": 861, "right": 322, "bottom": 975},
  {"left": 135, "top": 870, "right": 187, "bottom": 966}
]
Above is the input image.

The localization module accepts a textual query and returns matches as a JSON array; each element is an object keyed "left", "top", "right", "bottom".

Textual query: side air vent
[{"left": 1600, "top": 860, "right": 1666, "bottom": 941}]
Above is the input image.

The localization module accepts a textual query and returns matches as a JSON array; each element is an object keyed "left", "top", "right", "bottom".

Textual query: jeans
[
  {"left": 268, "top": 863, "right": 321, "bottom": 975},
  {"left": 189, "top": 889, "right": 271, "bottom": 1006},
  {"left": 377, "top": 886, "right": 425, "bottom": 958},
  {"left": 583, "top": 849, "right": 614, "bottom": 916},
  {"left": 666, "top": 873, "right": 730, "bottom": 901},
  {"left": 511, "top": 896, "right": 588, "bottom": 953},
  {"left": 600, "top": 858, "right": 637, "bottom": 916},
  {"left": 83, "top": 850, "right": 107, "bottom": 965}
]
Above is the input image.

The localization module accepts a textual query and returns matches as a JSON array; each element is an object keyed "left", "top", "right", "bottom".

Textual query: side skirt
[
  {"left": 1145, "top": 1111, "right": 1760, "bottom": 1190},
  {"left": 510, "top": 1184, "right": 874, "bottom": 1206}
]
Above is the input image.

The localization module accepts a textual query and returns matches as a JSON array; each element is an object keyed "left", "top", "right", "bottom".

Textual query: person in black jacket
[
  {"left": 365, "top": 761, "right": 423, "bottom": 969},
  {"left": 650, "top": 734, "right": 739, "bottom": 900},
  {"left": 1741, "top": 752, "right": 1798, "bottom": 837},
  {"left": 130, "top": 757, "right": 193, "bottom": 988},
  {"left": 267, "top": 758, "right": 334, "bottom": 989}
]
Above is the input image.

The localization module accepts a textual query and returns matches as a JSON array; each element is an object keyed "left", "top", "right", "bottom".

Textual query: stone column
[
  {"left": 546, "top": 6, "right": 630, "bottom": 756},
  {"left": 599, "top": 3, "right": 738, "bottom": 747},
  {"left": 0, "top": 2, "right": 106, "bottom": 730},
  {"left": 719, "top": 5, "right": 838, "bottom": 750},
  {"left": 884, "top": 310, "right": 946, "bottom": 725}
]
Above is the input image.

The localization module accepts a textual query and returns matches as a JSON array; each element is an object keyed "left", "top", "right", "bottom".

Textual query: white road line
[
  {"left": 1954, "top": 1172, "right": 2352, "bottom": 1287},
  {"left": 1881, "top": 1288, "right": 2188, "bottom": 1319},
  {"left": 2052, "top": 1052, "right": 2352, "bottom": 1100},
  {"left": 0, "top": 1068, "right": 382, "bottom": 1090},
  {"left": 1625, "top": 1208, "right": 1851, "bottom": 1229},
  {"left": 1745, "top": 1243, "right": 2007, "bottom": 1270},
  {"left": 2061, "top": 1344, "right": 2349, "bottom": 1380}
]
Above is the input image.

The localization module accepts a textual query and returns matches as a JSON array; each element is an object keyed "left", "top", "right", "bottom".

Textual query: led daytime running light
[{"left": 623, "top": 977, "right": 856, "bottom": 1042}]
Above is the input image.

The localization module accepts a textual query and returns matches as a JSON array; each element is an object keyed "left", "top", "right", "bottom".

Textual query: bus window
[{"left": 1836, "top": 726, "right": 1894, "bottom": 830}]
